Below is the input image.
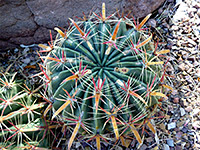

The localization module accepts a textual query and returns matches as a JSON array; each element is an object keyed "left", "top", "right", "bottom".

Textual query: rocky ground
[
  {"left": 152, "top": 0, "right": 200, "bottom": 149},
  {"left": 0, "top": 0, "right": 200, "bottom": 149}
]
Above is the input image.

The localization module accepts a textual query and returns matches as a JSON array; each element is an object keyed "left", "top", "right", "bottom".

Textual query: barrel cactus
[
  {"left": 0, "top": 72, "right": 52, "bottom": 149},
  {"left": 39, "top": 3, "right": 171, "bottom": 149}
]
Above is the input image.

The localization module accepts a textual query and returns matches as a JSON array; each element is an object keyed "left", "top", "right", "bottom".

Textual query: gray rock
[
  {"left": 0, "top": 2, "right": 37, "bottom": 40},
  {"left": 0, "top": 40, "right": 17, "bottom": 50},
  {"left": 0, "top": 0, "right": 165, "bottom": 51}
]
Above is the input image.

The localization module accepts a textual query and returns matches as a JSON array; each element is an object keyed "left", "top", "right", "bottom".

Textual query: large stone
[{"left": 0, "top": 0, "right": 165, "bottom": 51}]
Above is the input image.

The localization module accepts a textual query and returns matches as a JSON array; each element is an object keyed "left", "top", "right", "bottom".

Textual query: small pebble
[
  {"left": 197, "top": 9, "right": 200, "bottom": 16},
  {"left": 173, "top": 97, "right": 179, "bottom": 103},
  {"left": 178, "top": 63, "right": 185, "bottom": 71},
  {"left": 177, "top": 121, "right": 184, "bottom": 128},
  {"left": 196, "top": 68, "right": 200, "bottom": 77},
  {"left": 175, "top": 145, "right": 182, "bottom": 150},
  {"left": 171, "top": 25, "right": 179, "bottom": 31},
  {"left": 140, "top": 144, "right": 147, "bottom": 150},
  {"left": 146, "top": 137, "right": 153, "bottom": 143},
  {"left": 185, "top": 106, "right": 192, "bottom": 112},
  {"left": 160, "top": 123, "right": 166, "bottom": 132},
  {"left": 183, "top": 134, "right": 189, "bottom": 140},
  {"left": 153, "top": 146, "right": 159, "bottom": 150},
  {"left": 168, "top": 122, "right": 176, "bottom": 130},
  {"left": 163, "top": 144, "right": 170, "bottom": 150},
  {"left": 176, "top": 132, "right": 183, "bottom": 139},
  {"left": 193, "top": 108, "right": 200, "bottom": 116},
  {"left": 187, "top": 38, "right": 197, "bottom": 45},
  {"left": 171, "top": 90, "right": 178, "bottom": 95},
  {"left": 75, "top": 142, "right": 81, "bottom": 148},
  {"left": 192, "top": 121, "right": 200, "bottom": 130},
  {"left": 131, "top": 139, "right": 136, "bottom": 147},
  {"left": 181, "top": 99, "right": 188, "bottom": 107},
  {"left": 182, "top": 126, "right": 188, "bottom": 133},
  {"left": 21, "top": 58, "right": 31, "bottom": 64},
  {"left": 180, "top": 107, "right": 186, "bottom": 116},
  {"left": 167, "top": 139, "right": 174, "bottom": 147},
  {"left": 181, "top": 142, "right": 186, "bottom": 149},
  {"left": 14, "top": 48, "right": 19, "bottom": 53},
  {"left": 147, "top": 19, "right": 157, "bottom": 28}
]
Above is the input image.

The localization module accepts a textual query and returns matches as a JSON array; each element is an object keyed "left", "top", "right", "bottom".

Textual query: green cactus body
[
  {"left": 0, "top": 73, "right": 49, "bottom": 149},
  {"left": 43, "top": 3, "right": 168, "bottom": 149}
]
